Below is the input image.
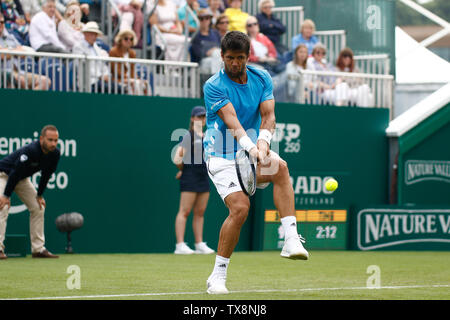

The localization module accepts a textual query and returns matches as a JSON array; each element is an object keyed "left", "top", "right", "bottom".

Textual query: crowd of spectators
[{"left": 0, "top": 0, "right": 374, "bottom": 105}]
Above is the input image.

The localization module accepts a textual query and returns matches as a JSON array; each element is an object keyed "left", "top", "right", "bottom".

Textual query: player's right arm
[
  {"left": 204, "top": 80, "right": 259, "bottom": 159},
  {"left": 217, "top": 103, "right": 259, "bottom": 159}
]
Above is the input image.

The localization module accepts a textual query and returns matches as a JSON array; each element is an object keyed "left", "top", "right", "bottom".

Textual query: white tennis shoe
[
  {"left": 194, "top": 242, "right": 215, "bottom": 254},
  {"left": 174, "top": 242, "right": 195, "bottom": 255},
  {"left": 206, "top": 273, "right": 229, "bottom": 294},
  {"left": 280, "top": 235, "right": 309, "bottom": 260}
]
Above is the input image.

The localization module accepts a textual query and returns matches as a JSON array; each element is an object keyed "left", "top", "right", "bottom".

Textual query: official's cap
[{"left": 191, "top": 106, "right": 206, "bottom": 117}]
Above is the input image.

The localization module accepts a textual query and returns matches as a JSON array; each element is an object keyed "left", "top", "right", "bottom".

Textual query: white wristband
[
  {"left": 238, "top": 135, "right": 256, "bottom": 153},
  {"left": 258, "top": 129, "right": 272, "bottom": 145}
]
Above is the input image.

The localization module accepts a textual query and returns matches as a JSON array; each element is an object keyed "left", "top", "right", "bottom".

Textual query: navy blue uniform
[
  {"left": 179, "top": 130, "right": 210, "bottom": 193},
  {"left": 0, "top": 141, "right": 60, "bottom": 197}
]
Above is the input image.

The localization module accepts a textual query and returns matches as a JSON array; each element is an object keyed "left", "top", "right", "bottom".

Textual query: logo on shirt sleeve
[
  {"left": 20, "top": 154, "right": 28, "bottom": 162},
  {"left": 211, "top": 99, "right": 224, "bottom": 110}
]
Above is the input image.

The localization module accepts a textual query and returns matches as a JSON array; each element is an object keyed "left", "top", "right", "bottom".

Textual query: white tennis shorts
[{"left": 206, "top": 150, "right": 281, "bottom": 201}]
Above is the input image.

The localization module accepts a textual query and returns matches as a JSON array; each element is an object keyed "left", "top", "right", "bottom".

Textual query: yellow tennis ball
[{"left": 325, "top": 178, "right": 338, "bottom": 192}]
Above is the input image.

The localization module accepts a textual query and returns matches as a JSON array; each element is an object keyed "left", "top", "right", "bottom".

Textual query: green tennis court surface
[{"left": 1, "top": 251, "right": 449, "bottom": 300}]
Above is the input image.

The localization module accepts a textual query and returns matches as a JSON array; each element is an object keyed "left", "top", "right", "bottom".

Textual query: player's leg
[
  {"left": 192, "top": 191, "right": 214, "bottom": 254},
  {"left": 174, "top": 191, "right": 197, "bottom": 254},
  {"left": 206, "top": 155, "right": 252, "bottom": 293},
  {"left": 219, "top": 192, "right": 250, "bottom": 258},
  {"left": 207, "top": 191, "right": 250, "bottom": 294},
  {"left": 257, "top": 152, "right": 295, "bottom": 219},
  {"left": 0, "top": 173, "right": 10, "bottom": 256},
  {"left": 14, "top": 178, "right": 46, "bottom": 255},
  {"left": 257, "top": 151, "right": 309, "bottom": 260}
]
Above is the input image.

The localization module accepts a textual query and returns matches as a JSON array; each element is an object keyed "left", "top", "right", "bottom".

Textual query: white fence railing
[
  {"left": 1, "top": 50, "right": 391, "bottom": 110},
  {"left": 0, "top": 50, "right": 200, "bottom": 98},
  {"left": 287, "top": 70, "right": 394, "bottom": 113},
  {"left": 354, "top": 54, "right": 390, "bottom": 75}
]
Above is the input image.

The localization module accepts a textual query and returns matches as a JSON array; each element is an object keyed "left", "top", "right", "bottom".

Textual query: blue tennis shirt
[{"left": 203, "top": 65, "right": 274, "bottom": 160}]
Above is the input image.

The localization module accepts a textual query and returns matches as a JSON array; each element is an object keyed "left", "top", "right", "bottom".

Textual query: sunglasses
[
  {"left": 247, "top": 22, "right": 258, "bottom": 27},
  {"left": 315, "top": 51, "right": 326, "bottom": 55},
  {"left": 123, "top": 37, "right": 134, "bottom": 41},
  {"left": 218, "top": 20, "right": 229, "bottom": 25},
  {"left": 199, "top": 16, "right": 211, "bottom": 21}
]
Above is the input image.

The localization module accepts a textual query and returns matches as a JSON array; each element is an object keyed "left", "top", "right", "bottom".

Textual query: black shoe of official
[{"left": 32, "top": 249, "right": 59, "bottom": 258}]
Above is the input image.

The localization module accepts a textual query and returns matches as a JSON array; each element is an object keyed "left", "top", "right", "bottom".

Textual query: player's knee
[
  {"left": 229, "top": 202, "right": 250, "bottom": 226},
  {"left": 274, "top": 159, "right": 289, "bottom": 181}
]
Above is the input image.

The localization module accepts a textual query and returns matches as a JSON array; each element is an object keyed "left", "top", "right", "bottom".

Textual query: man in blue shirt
[
  {"left": 203, "top": 31, "right": 309, "bottom": 294},
  {"left": 0, "top": 125, "right": 61, "bottom": 259}
]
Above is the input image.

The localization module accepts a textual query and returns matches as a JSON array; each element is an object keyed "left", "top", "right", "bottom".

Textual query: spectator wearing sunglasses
[
  {"left": 214, "top": 13, "right": 228, "bottom": 39},
  {"left": 306, "top": 42, "right": 337, "bottom": 104},
  {"left": 109, "top": 29, "right": 150, "bottom": 95},
  {"left": 190, "top": 9, "right": 221, "bottom": 74},
  {"left": 246, "top": 15, "right": 284, "bottom": 76}
]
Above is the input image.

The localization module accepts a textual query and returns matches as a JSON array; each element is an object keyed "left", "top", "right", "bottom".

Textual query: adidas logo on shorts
[{"left": 228, "top": 182, "right": 236, "bottom": 188}]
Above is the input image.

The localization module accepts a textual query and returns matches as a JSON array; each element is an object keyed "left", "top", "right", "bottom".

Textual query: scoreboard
[{"left": 263, "top": 209, "right": 348, "bottom": 250}]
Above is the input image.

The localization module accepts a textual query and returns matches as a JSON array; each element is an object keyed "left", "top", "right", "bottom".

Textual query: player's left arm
[{"left": 257, "top": 98, "right": 276, "bottom": 160}]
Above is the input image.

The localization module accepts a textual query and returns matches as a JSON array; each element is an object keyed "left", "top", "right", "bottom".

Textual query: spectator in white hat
[{"left": 72, "top": 21, "right": 112, "bottom": 91}]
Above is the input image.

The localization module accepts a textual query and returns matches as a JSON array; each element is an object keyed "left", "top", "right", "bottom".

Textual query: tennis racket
[{"left": 235, "top": 149, "right": 257, "bottom": 197}]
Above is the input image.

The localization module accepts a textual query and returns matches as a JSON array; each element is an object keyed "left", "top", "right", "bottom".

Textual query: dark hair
[
  {"left": 41, "top": 125, "right": 58, "bottom": 136},
  {"left": 221, "top": 31, "right": 250, "bottom": 55},
  {"left": 336, "top": 47, "right": 354, "bottom": 72}
]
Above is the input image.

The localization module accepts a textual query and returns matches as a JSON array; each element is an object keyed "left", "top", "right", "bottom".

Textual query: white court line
[{"left": 2, "top": 284, "right": 449, "bottom": 300}]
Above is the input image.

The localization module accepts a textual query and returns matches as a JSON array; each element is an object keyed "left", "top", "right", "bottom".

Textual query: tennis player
[{"left": 203, "top": 31, "right": 309, "bottom": 294}]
